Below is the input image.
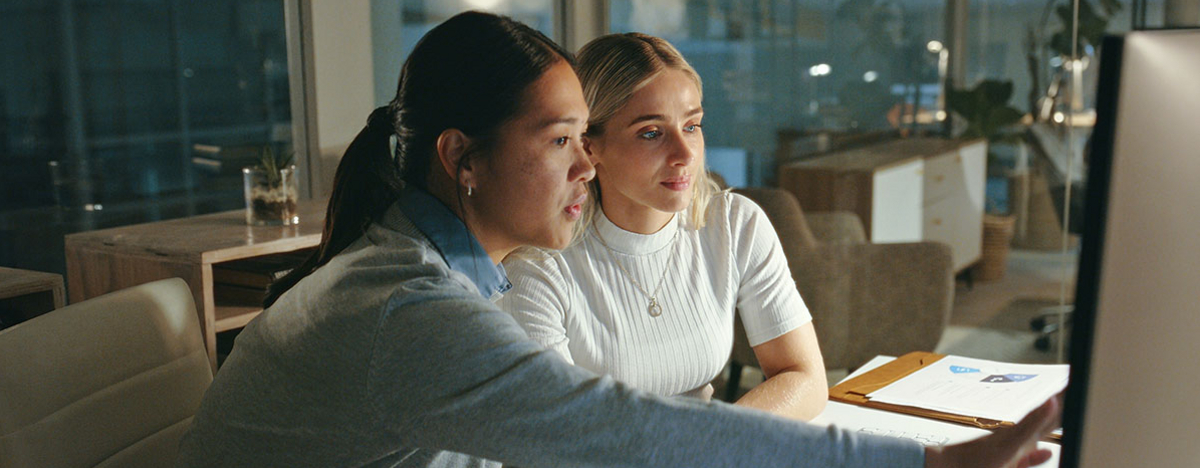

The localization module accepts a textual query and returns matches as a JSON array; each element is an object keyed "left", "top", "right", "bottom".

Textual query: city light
[{"left": 464, "top": 0, "right": 504, "bottom": 9}]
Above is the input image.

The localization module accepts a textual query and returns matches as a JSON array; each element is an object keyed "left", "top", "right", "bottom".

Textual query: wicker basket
[{"left": 975, "top": 214, "right": 1016, "bottom": 281}]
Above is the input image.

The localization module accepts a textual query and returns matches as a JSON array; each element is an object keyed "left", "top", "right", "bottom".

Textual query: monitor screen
[{"left": 1060, "top": 28, "right": 1200, "bottom": 467}]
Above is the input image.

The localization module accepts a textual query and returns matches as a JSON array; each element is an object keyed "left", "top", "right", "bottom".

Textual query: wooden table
[
  {"left": 65, "top": 200, "right": 326, "bottom": 370},
  {"left": 0, "top": 267, "right": 66, "bottom": 328}
]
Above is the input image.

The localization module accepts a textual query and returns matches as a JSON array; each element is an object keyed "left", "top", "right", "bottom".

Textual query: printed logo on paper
[{"left": 980, "top": 374, "right": 1038, "bottom": 383}]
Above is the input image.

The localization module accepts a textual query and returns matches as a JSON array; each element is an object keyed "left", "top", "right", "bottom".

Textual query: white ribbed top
[{"left": 499, "top": 192, "right": 810, "bottom": 397}]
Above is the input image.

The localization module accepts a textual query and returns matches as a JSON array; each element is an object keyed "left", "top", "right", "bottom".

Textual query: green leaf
[
  {"left": 984, "top": 107, "right": 1025, "bottom": 135},
  {"left": 254, "top": 145, "right": 295, "bottom": 188},
  {"left": 946, "top": 78, "right": 1025, "bottom": 143},
  {"left": 979, "top": 80, "right": 1015, "bottom": 106},
  {"left": 946, "top": 88, "right": 977, "bottom": 119}
]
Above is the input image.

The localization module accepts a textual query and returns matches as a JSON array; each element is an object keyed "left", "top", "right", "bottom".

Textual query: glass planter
[{"left": 242, "top": 165, "right": 299, "bottom": 226}]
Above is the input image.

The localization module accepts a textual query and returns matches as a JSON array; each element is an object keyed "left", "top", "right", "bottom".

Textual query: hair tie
[{"left": 366, "top": 106, "right": 394, "bottom": 135}]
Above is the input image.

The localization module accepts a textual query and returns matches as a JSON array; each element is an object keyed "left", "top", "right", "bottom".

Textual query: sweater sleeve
[
  {"left": 728, "top": 193, "right": 813, "bottom": 346},
  {"left": 496, "top": 250, "right": 575, "bottom": 363},
  {"left": 367, "top": 283, "right": 923, "bottom": 468}
]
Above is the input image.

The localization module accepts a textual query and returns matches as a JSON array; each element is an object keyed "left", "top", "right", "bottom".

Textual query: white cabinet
[
  {"left": 778, "top": 138, "right": 987, "bottom": 272},
  {"left": 868, "top": 158, "right": 925, "bottom": 243},
  {"left": 920, "top": 141, "right": 987, "bottom": 272}
]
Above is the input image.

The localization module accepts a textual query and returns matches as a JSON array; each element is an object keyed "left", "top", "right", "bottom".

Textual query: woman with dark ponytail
[{"left": 176, "top": 11, "right": 1060, "bottom": 468}]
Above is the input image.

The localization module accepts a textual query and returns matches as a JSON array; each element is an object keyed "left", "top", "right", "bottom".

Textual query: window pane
[
  {"left": 370, "top": 0, "right": 557, "bottom": 106},
  {"left": 605, "top": 0, "right": 1140, "bottom": 376},
  {"left": 961, "top": 0, "right": 1140, "bottom": 364},
  {"left": 610, "top": 0, "right": 948, "bottom": 187},
  {"left": 0, "top": 0, "right": 292, "bottom": 277}
]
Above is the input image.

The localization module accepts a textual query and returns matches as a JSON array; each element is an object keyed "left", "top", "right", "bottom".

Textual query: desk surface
[
  {"left": 63, "top": 200, "right": 328, "bottom": 370},
  {"left": 63, "top": 199, "right": 326, "bottom": 264},
  {"left": 0, "top": 267, "right": 65, "bottom": 301},
  {"left": 812, "top": 356, "right": 1060, "bottom": 467}
]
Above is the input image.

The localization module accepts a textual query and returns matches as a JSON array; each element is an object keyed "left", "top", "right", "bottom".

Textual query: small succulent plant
[{"left": 255, "top": 146, "right": 294, "bottom": 188}]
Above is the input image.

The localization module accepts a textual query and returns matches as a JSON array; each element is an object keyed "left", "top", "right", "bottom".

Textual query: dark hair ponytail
[
  {"left": 264, "top": 11, "right": 571, "bottom": 308},
  {"left": 263, "top": 107, "right": 398, "bottom": 307}
]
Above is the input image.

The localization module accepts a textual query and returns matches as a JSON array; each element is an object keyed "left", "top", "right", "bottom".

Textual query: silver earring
[{"left": 467, "top": 185, "right": 473, "bottom": 197}]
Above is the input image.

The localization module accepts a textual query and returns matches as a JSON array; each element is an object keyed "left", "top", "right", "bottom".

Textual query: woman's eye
[
  {"left": 684, "top": 124, "right": 702, "bottom": 133},
  {"left": 555, "top": 136, "right": 570, "bottom": 146},
  {"left": 639, "top": 130, "right": 662, "bottom": 140}
]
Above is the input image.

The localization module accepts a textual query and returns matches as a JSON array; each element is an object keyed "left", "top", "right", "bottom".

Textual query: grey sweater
[{"left": 175, "top": 190, "right": 924, "bottom": 468}]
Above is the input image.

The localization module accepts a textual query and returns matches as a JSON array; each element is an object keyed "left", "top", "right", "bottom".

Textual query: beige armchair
[
  {"left": 727, "top": 188, "right": 954, "bottom": 397},
  {"left": 0, "top": 278, "right": 212, "bottom": 468}
]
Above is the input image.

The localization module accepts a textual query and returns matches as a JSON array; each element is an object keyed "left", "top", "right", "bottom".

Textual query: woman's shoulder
[
  {"left": 327, "top": 238, "right": 471, "bottom": 297},
  {"left": 698, "top": 189, "right": 764, "bottom": 227},
  {"left": 505, "top": 245, "right": 557, "bottom": 263},
  {"left": 502, "top": 246, "right": 571, "bottom": 280}
]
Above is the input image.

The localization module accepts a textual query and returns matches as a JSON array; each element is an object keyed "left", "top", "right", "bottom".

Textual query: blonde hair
[{"left": 574, "top": 33, "right": 721, "bottom": 240}]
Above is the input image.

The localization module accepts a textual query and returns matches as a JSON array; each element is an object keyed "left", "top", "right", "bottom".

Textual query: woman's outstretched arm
[{"left": 736, "top": 322, "right": 828, "bottom": 420}]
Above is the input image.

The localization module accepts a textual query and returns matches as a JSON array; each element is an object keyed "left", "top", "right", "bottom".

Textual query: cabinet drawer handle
[
  {"left": 932, "top": 218, "right": 942, "bottom": 226},
  {"left": 934, "top": 174, "right": 944, "bottom": 182}
]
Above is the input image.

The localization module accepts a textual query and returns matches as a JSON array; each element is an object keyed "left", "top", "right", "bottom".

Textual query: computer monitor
[{"left": 1060, "top": 28, "right": 1200, "bottom": 467}]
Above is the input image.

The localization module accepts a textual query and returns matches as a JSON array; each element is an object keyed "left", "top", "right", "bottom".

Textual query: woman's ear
[
  {"left": 583, "top": 134, "right": 601, "bottom": 165},
  {"left": 435, "top": 128, "right": 474, "bottom": 188}
]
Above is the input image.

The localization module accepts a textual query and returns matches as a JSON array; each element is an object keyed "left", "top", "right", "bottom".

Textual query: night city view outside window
[
  {"left": 0, "top": 0, "right": 292, "bottom": 276},
  {"left": 606, "top": 0, "right": 1166, "bottom": 368}
]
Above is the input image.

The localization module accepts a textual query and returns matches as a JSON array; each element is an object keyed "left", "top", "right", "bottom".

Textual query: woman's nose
[
  {"left": 667, "top": 131, "right": 697, "bottom": 167},
  {"left": 571, "top": 142, "right": 596, "bottom": 182}
]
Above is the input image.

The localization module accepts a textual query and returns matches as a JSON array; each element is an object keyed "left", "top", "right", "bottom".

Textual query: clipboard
[{"left": 830, "top": 351, "right": 1061, "bottom": 438}]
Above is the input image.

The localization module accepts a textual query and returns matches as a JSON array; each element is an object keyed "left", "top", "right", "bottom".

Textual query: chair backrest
[
  {"left": 0, "top": 278, "right": 213, "bottom": 468},
  {"left": 729, "top": 187, "right": 953, "bottom": 371},
  {"left": 731, "top": 187, "right": 819, "bottom": 253},
  {"left": 729, "top": 187, "right": 816, "bottom": 371}
]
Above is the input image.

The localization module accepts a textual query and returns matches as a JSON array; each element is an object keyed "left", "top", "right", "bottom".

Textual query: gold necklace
[{"left": 592, "top": 224, "right": 681, "bottom": 317}]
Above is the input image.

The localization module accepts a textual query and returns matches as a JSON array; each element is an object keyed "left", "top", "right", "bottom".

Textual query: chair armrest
[
  {"left": 804, "top": 211, "right": 867, "bottom": 244},
  {"left": 793, "top": 241, "right": 954, "bottom": 370}
]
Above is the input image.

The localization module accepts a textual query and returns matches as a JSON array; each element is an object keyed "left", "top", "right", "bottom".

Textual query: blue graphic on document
[
  {"left": 980, "top": 374, "right": 1037, "bottom": 383},
  {"left": 950, "top": 366, "right": 980, "bottom": 374}
]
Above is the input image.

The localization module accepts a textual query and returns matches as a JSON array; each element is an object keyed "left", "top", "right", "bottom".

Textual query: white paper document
[{"left": 865, "top": 356, "right": 1069, "bottom": 423}]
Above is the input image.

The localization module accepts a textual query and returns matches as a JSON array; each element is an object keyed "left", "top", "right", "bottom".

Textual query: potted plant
[
  {"left": 1024, "top": 0, "right": 1122, "bottom": 117},
  {"left": 242, "top": 146, "right": 298, "bottom": 226},
  {"left": 946, "top": 79, "right": 1025, "bottom": 280}
]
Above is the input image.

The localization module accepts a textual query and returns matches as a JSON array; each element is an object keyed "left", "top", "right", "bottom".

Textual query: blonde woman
[{"left": 499, "top": 32, "right": 828, "bottom": 420}]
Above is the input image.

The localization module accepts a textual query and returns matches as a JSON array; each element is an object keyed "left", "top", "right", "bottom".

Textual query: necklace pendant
[{"left": 647, "top": 297, "right": 662, "bottom": 317}]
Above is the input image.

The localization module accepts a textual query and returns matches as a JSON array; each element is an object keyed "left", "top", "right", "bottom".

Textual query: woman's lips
[
  {"left": 564, "top": 192, "right": 587, "bottom": 220},
  {"left": 661, "top": 175, "right": 692, "bottom": 191}
]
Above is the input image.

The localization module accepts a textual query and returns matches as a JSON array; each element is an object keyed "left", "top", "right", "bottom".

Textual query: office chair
[
  {"left": 724, "top": 188, "right": 954, "bottom": 401},
  {"left": 0, "top": 278, "right": 213, "bottom": 468}
]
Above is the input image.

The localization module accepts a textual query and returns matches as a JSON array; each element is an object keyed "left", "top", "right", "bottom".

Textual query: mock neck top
[
  {"left": 591, "top": 208, "right": 681, "bottom": 255},
  {"left": 500, "top": 192, "right": 813, "bottom": 395}
]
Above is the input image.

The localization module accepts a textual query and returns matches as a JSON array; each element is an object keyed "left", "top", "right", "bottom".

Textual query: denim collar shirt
[{"left": 398, "top": 186, "right": 512, "bottom": 301}]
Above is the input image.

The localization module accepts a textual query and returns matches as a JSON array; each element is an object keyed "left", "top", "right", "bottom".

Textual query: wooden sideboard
[
  {"left": 0, "top": 267, "right": 66, "bottom": 329},
  {"left": 778, "top": 138, "right": 987, "bottom": 272},
  {"left": 65, "top": 200, "right": 326, "bottom": 370}
]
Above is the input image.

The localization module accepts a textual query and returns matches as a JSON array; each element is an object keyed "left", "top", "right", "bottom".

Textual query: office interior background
[{"left": 2, "top": 0, "right": 1197, "bottom": 376}]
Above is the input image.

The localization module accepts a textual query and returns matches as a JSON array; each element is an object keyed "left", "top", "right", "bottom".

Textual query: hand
[{"left": 924, "top": 395, "right": 1062, "bottom": 468}]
